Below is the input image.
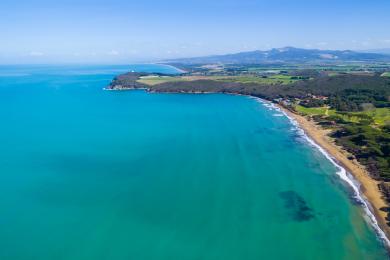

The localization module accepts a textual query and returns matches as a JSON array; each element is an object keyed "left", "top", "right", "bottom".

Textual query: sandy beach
[{"left": 281, "top": 107, "right": 390, "bottom": 242}]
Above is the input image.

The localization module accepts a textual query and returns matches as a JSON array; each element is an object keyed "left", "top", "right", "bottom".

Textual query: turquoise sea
[{"left": 0, "top": 64, "right": 388, "bottom": 259}]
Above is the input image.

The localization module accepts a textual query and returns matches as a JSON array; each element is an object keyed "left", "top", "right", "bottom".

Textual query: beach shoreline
[
  {"left": 278, "top": 106, "right": 390, "bottom": 245},
  {"left": 107, "top": 83, "right": 390, "bottom": 247}
]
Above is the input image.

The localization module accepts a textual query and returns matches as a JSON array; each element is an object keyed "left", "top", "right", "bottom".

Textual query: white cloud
[
  {"left": 29, "top": 51, "right": 44, "bottom": 56},
  {"left": 107, "top": 50, "right": 120, "bottom": 56},
  {"left": 316, "top": 42, "right": 328, "bottom": 47}
]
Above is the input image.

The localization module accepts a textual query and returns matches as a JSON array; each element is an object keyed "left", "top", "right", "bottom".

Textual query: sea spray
[{"left": 252, "top": 96, "right": 390, "bottom": 246}]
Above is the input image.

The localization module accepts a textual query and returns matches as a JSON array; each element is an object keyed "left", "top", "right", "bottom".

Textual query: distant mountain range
[
  {"left": 360, "top": 48, "right": 390, "bottom": 55},
  {"left": 166, "top": 47, "right": 390, "bottom": 64}
]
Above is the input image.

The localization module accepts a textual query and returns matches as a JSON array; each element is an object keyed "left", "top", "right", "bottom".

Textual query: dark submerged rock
[{"left": 279, "top": 190, "right": 315, "bottom": 222}]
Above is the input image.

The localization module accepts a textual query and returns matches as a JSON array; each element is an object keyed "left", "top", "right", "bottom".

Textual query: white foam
[
  {"left": 281, "top": 105, "right": 390, "bottom": 246},
  {"left": 251, "top": 96, "right": 390, "bottom": 246}
]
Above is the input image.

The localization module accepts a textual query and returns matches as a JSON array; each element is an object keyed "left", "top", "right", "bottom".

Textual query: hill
[{"left": 165, "top": 47, "right": 390, "bottom": 64}]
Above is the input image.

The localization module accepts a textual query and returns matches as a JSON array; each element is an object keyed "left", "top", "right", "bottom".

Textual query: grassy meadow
[
  {"left": 138, "top": 74, "right": 300, "bottom": 86},
  {"left": 295, "top": 105, "right": 390, "bottom": 126}
]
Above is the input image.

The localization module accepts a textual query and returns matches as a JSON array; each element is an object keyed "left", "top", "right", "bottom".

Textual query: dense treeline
[
  {"left": 332, "top": 124, "right": 390, "bottom": 180},
  {"left": 293, "top": 74, "right": 390, "bottom": 95},
  {"left": 109, "top": 72, "right": 148, "bottom": 89},
  {"left": 110, "top": 73, "right": 390, "bottom": 104},
  {"left": 110, "top": 74, "right": 309, "bottom": 99},
  {"left": 147, "top": 80, "right": 308, "bottom": 99},
  {"left": 327, "top": 89, "right": 390, "bottom": 111}
]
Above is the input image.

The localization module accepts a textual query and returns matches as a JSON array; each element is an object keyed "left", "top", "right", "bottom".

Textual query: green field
[
  {"left": 381, "top": 72, "right": 390, "bottom": 77},
  {"left": 216, "top": 75, "right": 300, "bottom": 85},
  {"left": 296, "top": 105, "right": 390, "bottom": 126},
  {"left": 333, "top": 108, "right": 390, "bottom": 125},
  {"left": 360, "top": 108, "right": 390, "bottom": 125},
  {"left": 137, "top": 76, "right": 187, "bottom": 85},
  {"left": 295, "top": 105, "right": 332, "bottom": 116},
  {"left": 138, "top": 74, "right": 301, "bottom": 86}
]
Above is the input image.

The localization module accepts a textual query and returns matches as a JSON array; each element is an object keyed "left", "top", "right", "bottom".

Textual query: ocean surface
[{"left": 0, "top": 64, "right": 388, "bottom": 259}]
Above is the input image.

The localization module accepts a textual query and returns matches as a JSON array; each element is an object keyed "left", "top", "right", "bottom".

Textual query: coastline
[
  {"left": 279, "top": 106, "right": 390, "bottom": 245},
  {"left": 107, "top": 81, "right": 390, "bottom": 247}
]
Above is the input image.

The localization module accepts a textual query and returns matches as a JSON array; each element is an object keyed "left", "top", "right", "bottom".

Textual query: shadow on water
[{"left": 279, "top": 190, "right": 315, "bottom": 222}]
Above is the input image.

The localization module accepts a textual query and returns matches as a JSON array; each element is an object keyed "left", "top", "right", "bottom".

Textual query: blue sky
[{"left": 1, "top": 0, "right": 389, "bottom": 63}]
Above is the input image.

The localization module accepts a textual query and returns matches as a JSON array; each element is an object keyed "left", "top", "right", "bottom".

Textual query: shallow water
[{"left": 0, "top": 64, "right": 387, "bottom": 259}]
